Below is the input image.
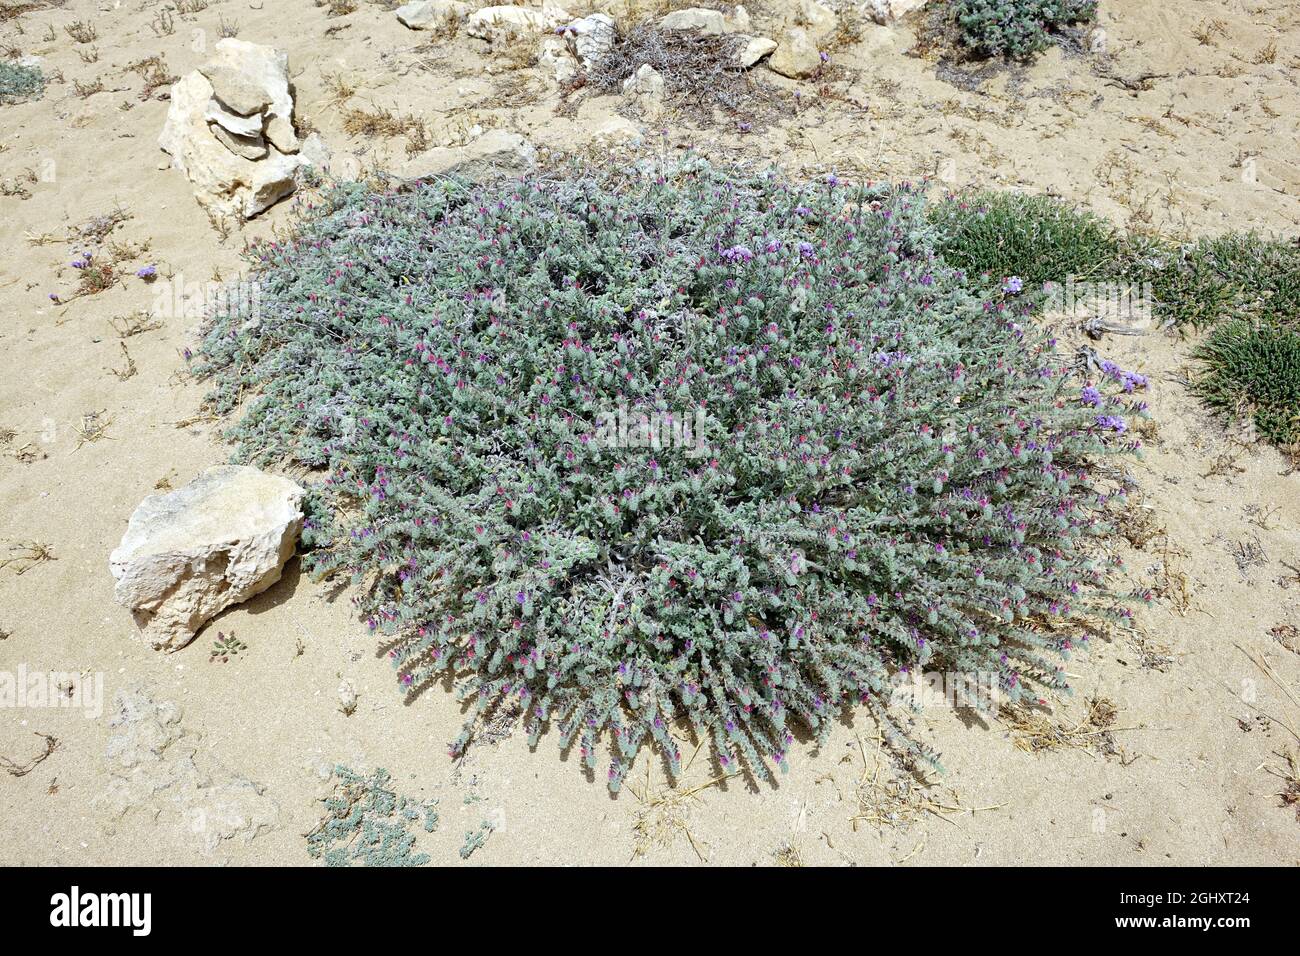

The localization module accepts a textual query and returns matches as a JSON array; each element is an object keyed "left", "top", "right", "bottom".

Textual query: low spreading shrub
[
  {"left": 199, "top": 161, "right": 1142, "bottom": 789},
  {"left": 0, "top": 59, "right": 44, "bottom": 104},
  {"left": 955, "top": 0, "right": 1097, "bottom": 60}
]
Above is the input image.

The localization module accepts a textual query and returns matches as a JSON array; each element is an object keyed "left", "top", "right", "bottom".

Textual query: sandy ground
[{"left": 1, "top": 0, "right": 1298, "bottom": 866}]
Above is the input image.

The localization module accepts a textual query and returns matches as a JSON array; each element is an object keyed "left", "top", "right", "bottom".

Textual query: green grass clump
[
  {"left": 0, "top": 59, "right": 44, "bottom": 104},
  {"left": 1194, "top": 321, "right": 1300, "bottom": 449},
  {"left": 932, "top": 189, "right": 1300, "bottom": 452},
  {"left": 956, "top": 0, "right": 1097, "bottom": 60},
  {"left": 1128, "top": 233, "right": 1300, "bottom": 330},
  {"left": 930, "top": 190, "right": 1122, "bottom": 289}
]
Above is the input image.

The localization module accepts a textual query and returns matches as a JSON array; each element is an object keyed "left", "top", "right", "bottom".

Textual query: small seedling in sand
[
  {"left": 0, "top": 539, "right": 55, "bottom": 575},
  {"left": 321, "top": 71, "right": 356, "bottom": 104},
  {"left": 209, "top": 631, "right": 247, "bottom": 663},
  {"left": 151, "top": 9, "right": 175, "bottom": 37},
  {"left": 67, "top": 205, "right": 131, "bottom": 244},
  {"left": 72, "top": 409, "right": 113, "bottom": 448},
  {"left": 124, "top": 55, "right": 176, "bottom": 100},
  {"left": 458, "top": 820, "right": 494, "bottom": 860},
  {"left": 1270, "top": 623, "right": 1299, "bottom": 655},
  {"left": 109, "top": 342, "right": 137, "bottom": 381},
  {"left": 63, "top": 20, "right": 97, "bottom": 44},
  {"left": 771, "top": 843, "right": 804, "bottom": 867},
  {"left": 217, "top": 15, "right": 239, "bottom": 38},
  {"left": 1268, "top": 750, "right": 1300, "bottom": 821}
]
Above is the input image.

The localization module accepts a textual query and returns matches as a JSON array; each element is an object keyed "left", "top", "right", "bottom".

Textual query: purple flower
[
  {"left": 798, "top": 241, "right": 815, "bottom": 259},
  {"left": 1003, "top": 276, "right": 1024, "bottom": 294},
  {"left": 1080, "top": 385, "right": 1102, "bottom": 407},
  {"left": 136, "top": 264, "right": 157, "bottom": 280},
  {"left": 720, "top": 244, "right": 755, "bottom": 264},
  {"left": 1096, "top": 415, "right": 1127, "bottom": 433},
  {"left": 1120, "top": 370, "right": 1147, "bottom": 392}
]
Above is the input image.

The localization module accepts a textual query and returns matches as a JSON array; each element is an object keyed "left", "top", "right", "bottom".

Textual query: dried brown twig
[{"left": 0, "top": 732, "right": 59, "bottom": 776}]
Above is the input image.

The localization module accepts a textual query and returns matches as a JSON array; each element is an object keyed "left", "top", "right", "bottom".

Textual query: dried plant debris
[
  {"left": 1001, "top": 696, "right": 1130, "bottom": 760},
  {"left": 1270, "top": 623, "right": 1299, "bottom": 655},
  {"left": 0, "top": 539, "right": 56, "bottom": 575},
  {"left": 587, "top": 23, "right": 781, "bottom": 126},
  {"left": 1, "top": 732, "right": 59, "bottom": 776}
]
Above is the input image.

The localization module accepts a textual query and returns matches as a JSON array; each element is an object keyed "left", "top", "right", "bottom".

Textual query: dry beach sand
[{"left": 1, "top": 0, "right": 1298, "bottom": 865}]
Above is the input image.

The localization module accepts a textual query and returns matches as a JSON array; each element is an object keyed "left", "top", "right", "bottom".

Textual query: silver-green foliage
[
  {"left": 199, "top": 161, "right": 1144, "bottom": 791},
  {"left": 0, "top": 60, "right": 44, "bottom": 104},
  {"left": 307, "top": 766, "right": 440, "bottom": 867}
]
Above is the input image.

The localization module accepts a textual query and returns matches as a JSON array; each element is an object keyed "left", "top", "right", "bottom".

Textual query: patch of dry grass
[
  {"left": 1267, "top": 749, "right": 1300, "bottom": 821},
  {"left": 0, "top": 539, "right": 56, "bottom": 575},
  {"left": 626, "top": 739, "right": 734, "bottom": 862}
]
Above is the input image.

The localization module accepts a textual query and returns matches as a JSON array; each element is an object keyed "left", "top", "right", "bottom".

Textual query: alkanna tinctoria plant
[{"left": 198, "top": 160, "right": 1146, "bottom": 791}]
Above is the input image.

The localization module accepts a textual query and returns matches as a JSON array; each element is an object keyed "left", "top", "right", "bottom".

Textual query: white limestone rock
[
  {"left": 159, "top": 62, "right": 307, "bottom": 221},
  {"left": 109, "top": 466, "right": 305, "bottom": 651},
  {"left": 736, "top": 35, "right": 777, "bottom": 68},
  {"left": 559, "top": 13, "right": 616, "bottom": 68},
  {"left": 659, "top": 5, "right": 751, "bottom": 35},
  {"left": 395, "top": 0, "right": 468, "bottom": 31},
  {"left": 866, "top": 0, "right": 928, "bottom": 24},
  {"left": 768, "top": 27, "right": 822, "bottom": 78},
  {"left": 198, "top": 39, "right": 298, "bottom": 154},
  {"left": 466, "top": 3, "right": 570, "bottom": 43}
]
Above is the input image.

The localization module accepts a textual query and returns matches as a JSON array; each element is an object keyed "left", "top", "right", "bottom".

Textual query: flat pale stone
[
  {"left": 204, "top": 98, "right": 264, "bottom": 138},
  {"left": 769, "top": 28, "right": 822, "bottom": 78},
  {"left": 399, "top": 129, "right": 537, "bottom": 183},
  {"left": 199, "top": 39, "right": 298, "bottom": 154},
  {"left": 110, "top": 466, "right": 304, "bottom": 651},
  {"left": 210, "top": 122, "right": 268, "bottom": 161},
  {"left": 659, "top": 5, "right": 751, "bottom": 35},
  {"left": 736, "top": 35, "right": 777, "bottom": 67},
  {"left": 466, "top": 3, "right": 570, "bottom": 42},
  {"left": 396, "top": 0, "right": 468, "bottom": 30}
]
